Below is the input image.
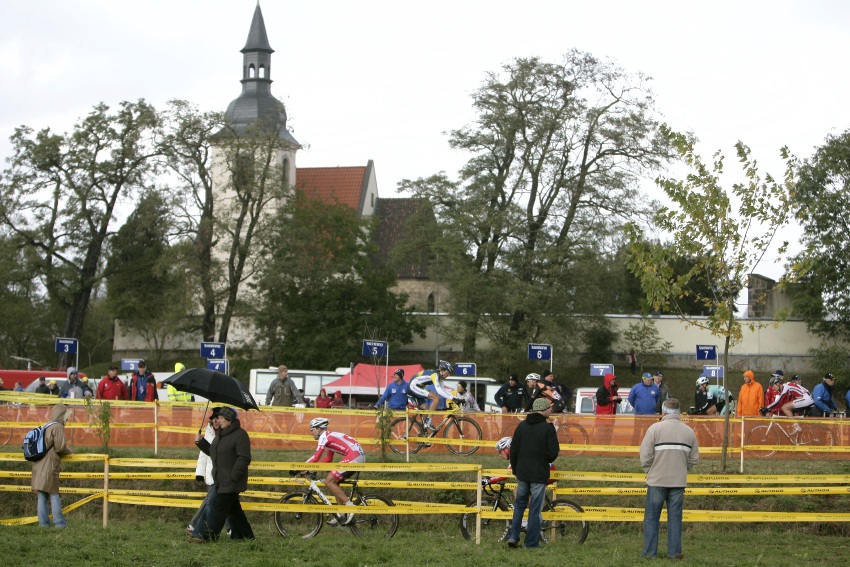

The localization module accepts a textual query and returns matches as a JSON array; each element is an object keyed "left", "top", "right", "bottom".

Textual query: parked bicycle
[
  {"left": 745, "top": 416, "right": 835, "bottom": 459},
  {"left": 274, "top": 471, "right": 398, "bottom": 539},
  {"left": 389, "top": 405, "right": 482, "bottom": 455},
  {"left": 459, "top": 477, "right": 588, "bottom": 544}
]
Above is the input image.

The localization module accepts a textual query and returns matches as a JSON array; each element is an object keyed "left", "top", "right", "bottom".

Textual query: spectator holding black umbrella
[{"left": 189, "top": 407, "right": 254, "bottom": 542}]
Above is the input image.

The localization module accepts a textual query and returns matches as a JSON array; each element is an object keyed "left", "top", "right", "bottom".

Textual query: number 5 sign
[{"left": 362, "top": 340, "right": 388, "bottom": 358}]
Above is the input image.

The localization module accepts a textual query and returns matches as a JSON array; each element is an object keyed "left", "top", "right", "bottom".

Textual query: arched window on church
[
  {"left": 282, "top": 157, "right": 290, "bottom": 189},
  {"left": 248, "top": 64, "right": 256, "bottom": 79},
  {"left": 427, "top": 293, "right": 435, "bottom": 313},
  {"left": 259, "top": 65, "right": 266, "bottom": 78}
]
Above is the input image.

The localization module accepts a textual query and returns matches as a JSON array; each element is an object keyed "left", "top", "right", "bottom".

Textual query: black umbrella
[{"left": 163, "top": 367, "right": 259, "bottom": 432}]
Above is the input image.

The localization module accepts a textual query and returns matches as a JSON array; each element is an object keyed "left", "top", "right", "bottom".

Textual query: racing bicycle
[
  {"left": 745, "top": 415, "right": 834, "bottom": 459},
  {"left": 274, "top": 471, "right": 398, "bottom": 539},
  {"left": 459, "top": 477, "right": 588, "bottom": 544},
  {"left": 499, "top": 415, "right": 590, "bottom": 457},
  {"left": 389, "top": 405, "right": 482, "bottom": 455}
]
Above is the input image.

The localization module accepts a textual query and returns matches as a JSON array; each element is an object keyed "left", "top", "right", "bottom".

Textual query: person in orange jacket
[{"left": 737, "top": 370, "right": 765, "bottom": 416}]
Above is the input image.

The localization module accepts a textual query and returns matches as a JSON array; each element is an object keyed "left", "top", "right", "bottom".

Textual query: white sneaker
[
  {"left": 327, "top": 517, "right": 340, "bottom": 527},
  {"left": 342, "top": 502, "right": 356, "bottom": 525}
]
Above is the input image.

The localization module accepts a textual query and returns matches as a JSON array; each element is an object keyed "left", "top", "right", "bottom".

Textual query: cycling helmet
[
  {"left": 525, "top": 373, "right": 541, "bottom": 382},
  {"left": 438, "top": 360, "right": 454, "bottom": 373},
  {"left": 309, "top": 417, "right": 329, "bottom": 429},
  {"left": 769, "top": 375, "right": 783, "bottom": 385},
  {"left": 696, "top": 376, "right": 709, "bottom": 386},
  {"left": 495, "top": 437, "right": 512, "bottom": 451}
]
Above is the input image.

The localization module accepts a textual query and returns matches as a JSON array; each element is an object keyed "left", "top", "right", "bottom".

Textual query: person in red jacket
[
  {"left": 129, "top": 360, "right": 157, "bottom": 402},
  {"left": 97, "top": 366, "right": 128, "bottom": 400},
  {"left": 314, "top": 388, "right": 332, "bottom": 408},
  {"left": 595, "top": 373, "right": 620, "bottom": 445}
]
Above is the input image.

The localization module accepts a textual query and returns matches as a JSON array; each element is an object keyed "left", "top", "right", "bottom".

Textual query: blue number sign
[
  {"left": 121, "top": 359, "right": 143, "bottom": 371},
  {"left": 703, "top": 365, "right": 725, "bottom": 379},
  {"left": 207, "top": 359, "right": 228, "bottom": 372},
  {"left": 590, "top": 364, "right": 615, "bottom": 377},
  {"left": 200, "top": 342, "right": 226, "bottom": 359},
  {"left": 696, "top": 345, "right": 717, "bottom": 360},
  {"left": 362, "top": 340, "right": 388, "bottom": 358},
  {"left": 55, "top": 338, "right": 78, "bottom": 355},
  {"left": 455, "top": 363, "right": 476, "bottom": 377},
  {"left": 527, "top": 344, "right": 552, "bottom": 361}
]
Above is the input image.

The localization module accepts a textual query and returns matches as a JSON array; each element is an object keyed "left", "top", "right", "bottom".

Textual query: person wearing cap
[
  {"left": 46, "top": 380, "right": 60, "bottom": 396},
  {"left": 737, "top": 370, "right": 764, "bottom": 416},
  {"left": 35, "top": 376, "right": 50, "bottom": 395},
  {"left": 543, "top": 370, "right": 571, "bottom": 413},
  {"left": 629, "top": 373, "right": 660, "bottom": 415},
  {"left": 449, "top": 380, "right": 481, "bottom": 412},
  {"left": 494, "top": 374, "right": 530, "bottom": 413},
  {"left": 190, "top": 406, "right": 253, "bottom": 542},
  {"left": 375, "top": 369, "right": 410, "bottom": 410},
  {"left": 505, "top": 397, "right": 559, "bottom": 549},
  {"left": 59, "top": 367, "right": 85, "bottom": 399},
  {"left": 130, "top": 360, "right": 157, "bottom": 402},
  {"left": 653, "top": 372, "right": 670, "bottom": 414},
  {"left": 186, "top": 407, "right": 230, "bottom": 536},
  {"left": 640, "top": 398, "right": 699, "bottom": 559},
  {"left": 97, "top": 365, "right": 128, "bottom": 400},
  {"left": 811, "top": 373, "right": 838, "bottom": 417}
]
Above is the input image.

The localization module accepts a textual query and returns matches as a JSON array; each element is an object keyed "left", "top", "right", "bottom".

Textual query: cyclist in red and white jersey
[
  {"left": 762, "top": 371, "right": 814, "bottom": 430},
  {"left": 300, "top": 417, "right": 365, "bottom": 525}
]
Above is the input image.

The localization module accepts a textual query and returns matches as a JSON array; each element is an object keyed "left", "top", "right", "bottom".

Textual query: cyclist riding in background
[
  {"left": 763, "top": 374, "right": 784, "bottom": 415},
  {"left": 693, "top": 376, "right": 722, "bottom": 415},
  {"left": 525, "top": 373, "right": 565, "bottom": 413},
  {"left": 707, "top": 384, "right": 735, "bottom": 415},
  {"left": 762, "top": 372, "right": 814, "bottom": 425},
  {"left": 487, "top": 437, "right": 556, "bottom": 486},
  {"left": 409, "top": 360, "right": 456, "bottom": 430},
  {"left": 298, "top": 417, "right": 365, "bottom": 525}
]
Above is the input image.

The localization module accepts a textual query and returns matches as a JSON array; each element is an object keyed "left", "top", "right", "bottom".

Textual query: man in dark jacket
[
  {"left": 189, "top": 406, "right": 254, "bottom": 542},
  {"left": 506, "top": 397, "right": 559, "bottom": 549},
  {"left": 494, "top": 374, "right": 530, "bottom": 413}
]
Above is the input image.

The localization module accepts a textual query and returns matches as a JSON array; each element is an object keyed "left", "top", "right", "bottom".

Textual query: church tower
[{"left": 214, "top": 3, "right": 299, "bottom": 194}]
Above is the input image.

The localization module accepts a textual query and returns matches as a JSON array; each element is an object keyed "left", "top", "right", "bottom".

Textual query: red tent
[{"left": 322, "top": 363, "right": 425, "bottom": 396}]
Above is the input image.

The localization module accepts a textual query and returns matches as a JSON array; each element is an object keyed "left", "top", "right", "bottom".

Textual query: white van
[
  {"left": 574, "top": 386, "right": 634, "bottom": 415},
  {"left": 249, "top": 368, "right": 346, "bottom": 405}
]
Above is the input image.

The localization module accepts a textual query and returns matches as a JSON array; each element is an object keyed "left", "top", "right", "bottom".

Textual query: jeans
[
  {"left": 37, "top": 491, "right": 66, "bottom": 528},
  {"left": 190, "top": 484, "right": 232, "bottom": 533},
  {"left": 508, "top": 480, "right": 546, "bottom": 548},
  {"left": 642, "top": 486, "right": 684, "bottom": 558}
]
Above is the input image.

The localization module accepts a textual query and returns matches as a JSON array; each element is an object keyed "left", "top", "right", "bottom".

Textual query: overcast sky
[{"left": 2, "top": 0, "right": 849, "bottom": 280}]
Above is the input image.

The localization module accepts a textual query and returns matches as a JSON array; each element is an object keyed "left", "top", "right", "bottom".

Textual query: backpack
[{"left": 22, "top": 421, "right": 58, "bottom": 462}]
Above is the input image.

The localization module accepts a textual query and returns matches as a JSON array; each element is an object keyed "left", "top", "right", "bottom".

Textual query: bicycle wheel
[
  {"left": 443, "top": 416, "right": 482, "bottom": 455},
  {"left": 348, "top": 494, "right": 398, "bottom": 539},
  {"left": 274, "top": 492, "right": 322, "bottom": 538},
  {"left": 388, "top": 417, "right": 424, "bottom": 454},
  {"left": 549, "top": 499, "right": 589, "bottom": 544},
  {"left": 0, "top": 416, "right": 11, "bottom": 445},
  {"left": 460, "top": 498, "right": 510, "bottom": 541},
  {"left": 744, "top": 425, "right": 780, "bottom": 458},
  {"left": 556, "top": 422, "right": 589, "bottom": 456},
  {"left": 800, "top": 424, "right": 835, "bottom": 459}
]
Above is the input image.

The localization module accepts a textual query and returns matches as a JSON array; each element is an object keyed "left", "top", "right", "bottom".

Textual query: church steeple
[{"left": 224, "top": 4, "right": 298, "bottom": 146}]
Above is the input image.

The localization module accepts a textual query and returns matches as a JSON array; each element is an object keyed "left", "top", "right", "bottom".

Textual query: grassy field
[{"left": 4, "top": 445, "right": 850, "bottom": 566}]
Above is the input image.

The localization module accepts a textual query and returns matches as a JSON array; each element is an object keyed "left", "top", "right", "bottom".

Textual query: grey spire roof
[
  {"left": 242, "top": 4, "right": 273, "bottom": 53},
  {"left": 224, "top": 4, "right": 299, "bottom": 146}
]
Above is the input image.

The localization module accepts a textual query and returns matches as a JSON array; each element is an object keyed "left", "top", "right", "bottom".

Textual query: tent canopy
[{"left": 322, "top": 363, "right": 425, "bottom": 396}]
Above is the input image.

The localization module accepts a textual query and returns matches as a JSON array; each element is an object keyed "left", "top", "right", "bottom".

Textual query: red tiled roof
[{"left": 295, "top": 166, "right": 366, "bottom": 215}]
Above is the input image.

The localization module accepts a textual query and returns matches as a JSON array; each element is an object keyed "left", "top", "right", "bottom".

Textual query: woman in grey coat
[{"left": 31, "top": 403, "right": 73, "bottom": 528}]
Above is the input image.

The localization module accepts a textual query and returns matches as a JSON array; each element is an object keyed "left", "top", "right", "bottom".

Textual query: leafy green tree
[
  {"left": 159, "top": 100, "right": 225, "bottom": 342},
  {"left": 582, "top": 320, "right": 619, "bottom": 363},
  {"left": 786, "top": 130, "right": 850, "bottom": 341},
  {"left": 255, "top": 193, "right": 425, "bottom": 369},
  {"left": 621, "top": 316, "right": 673, "bottom": 373},
  {"left": 0, "top": 100, "right": 160, "bottom": 364},
  {"left": 106, "top": 192, "right": 192, "bottom": 366},
  {"left": 398, "top": 52, "right": 673, "bottom": 361},
  {"left": 626, "top": 129, "right": 794, "bottom": 469}
]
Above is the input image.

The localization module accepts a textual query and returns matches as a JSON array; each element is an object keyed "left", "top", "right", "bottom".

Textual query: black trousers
[{"left": 199, "top": 490, "right": 254, "bottom": 541}]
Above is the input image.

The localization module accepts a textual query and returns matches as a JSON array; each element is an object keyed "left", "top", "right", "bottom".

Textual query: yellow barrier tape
[
  {"left": 0, "top": 493, "right": 103, "bottom": 526},
  {"left": 109, "top": 458, "right": 196, "bottom": 468}
]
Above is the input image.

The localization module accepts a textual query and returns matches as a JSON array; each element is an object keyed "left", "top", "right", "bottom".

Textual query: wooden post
[{"left": 102, "top": 455, "right": 109, "bottom": 528}]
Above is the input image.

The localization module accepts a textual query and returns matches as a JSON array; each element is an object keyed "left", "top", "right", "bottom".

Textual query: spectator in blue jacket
[
  {"left": 629, "top": 373, "right": 661, "bottom": 415},
  {"left": 374, "top": 369, "right": 410, "bottom": 410},
  {"left": 812, "top": 373, "right": 838, "bottom": 417}
]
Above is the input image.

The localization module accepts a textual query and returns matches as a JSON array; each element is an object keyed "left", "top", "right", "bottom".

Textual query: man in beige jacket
[{"left": 31, "top": 403, "right": 73, "bottom": 528}]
